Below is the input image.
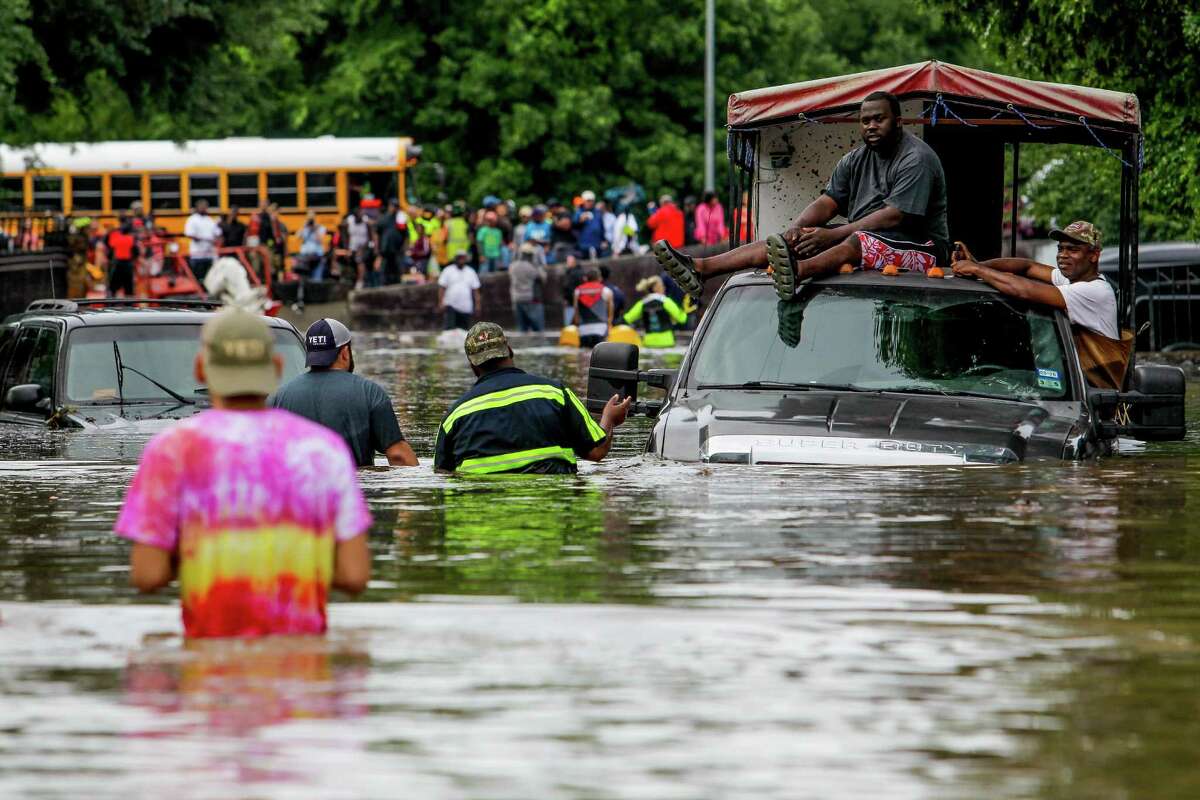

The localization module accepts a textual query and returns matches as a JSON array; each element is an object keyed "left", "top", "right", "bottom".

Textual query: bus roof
[{"left": 0, "top": 136, "right": 414, "bottom": 174}]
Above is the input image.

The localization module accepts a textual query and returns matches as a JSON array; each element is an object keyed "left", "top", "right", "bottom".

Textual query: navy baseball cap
[{"left": 305, "top": 318, "right": 352, "bottom": 367}]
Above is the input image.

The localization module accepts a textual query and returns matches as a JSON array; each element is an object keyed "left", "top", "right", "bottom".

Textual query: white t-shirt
[
  {"left": 344, "top": 215, "right": 370, "bottom": 250},
  {"left": 184, "top": 213, "right": 220, "bottom": 259},
  {"left": 438, "top": 264, "right": 481, "bottom": 314},
  {"left": 1050, "top": 269, "right": 1118, "bottom": 339}
]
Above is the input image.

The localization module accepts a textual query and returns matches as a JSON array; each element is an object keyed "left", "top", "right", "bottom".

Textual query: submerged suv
[
  {"left": 0, "top": 299, "right": 306, "bottom": 429},
  {"left": 589, "top": 270, "right": 1186, "bottom": 465}
]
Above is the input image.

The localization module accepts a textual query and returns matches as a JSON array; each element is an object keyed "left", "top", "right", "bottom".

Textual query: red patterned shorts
[{"left": 854, "top": 231, "right": 941, "bottom": 273}]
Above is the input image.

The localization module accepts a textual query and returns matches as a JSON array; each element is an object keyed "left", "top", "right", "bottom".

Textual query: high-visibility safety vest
[
  {"left": 623, "top": 293, "right": 687, "bottom": 348},
  {"left": 433, "top": 367, "right": 607, "bottom": 475}
]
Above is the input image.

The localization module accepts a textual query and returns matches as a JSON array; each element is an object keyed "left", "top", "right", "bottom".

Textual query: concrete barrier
[{"left": 349, "top": 244, "right": 730, "bottom": 330}]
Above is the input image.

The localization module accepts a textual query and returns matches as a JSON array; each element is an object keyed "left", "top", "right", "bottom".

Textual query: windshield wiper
[
  {"left": 697, "top": 380, "right": 860, "bottom": 391},
  {"left": 112, "top": 341, "right": 125, "bottom": 415},
  {"left": 868, "top": 385, "right": 1030, "bottom": 401},
  {"left": 111, "top": 341, "right": 195, "bottom": 406}
]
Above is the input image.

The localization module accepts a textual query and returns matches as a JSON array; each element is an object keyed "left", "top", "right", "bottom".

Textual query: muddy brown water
[{"left": 2, "top": 332, "right": 1199, "bottom": 798}]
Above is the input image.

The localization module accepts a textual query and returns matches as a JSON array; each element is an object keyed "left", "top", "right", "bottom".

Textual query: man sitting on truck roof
[
  {"left": 951, "top": 220, "right": 1128, "bottom": 388},
  {"left": 654, "top": 90, "right": 950, "bottom": 302}
]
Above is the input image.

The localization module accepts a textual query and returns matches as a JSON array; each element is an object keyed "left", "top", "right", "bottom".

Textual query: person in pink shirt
[
  {"left": 694, "top": 190, "right": 727, "bottom": 246},
  {"left": 114, "top": 310, "right": 372, "bottom": 638}
]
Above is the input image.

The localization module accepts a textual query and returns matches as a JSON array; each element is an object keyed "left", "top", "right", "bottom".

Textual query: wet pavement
[{"left": 2, "top": 332, "right": 1200, "bottom": 798}]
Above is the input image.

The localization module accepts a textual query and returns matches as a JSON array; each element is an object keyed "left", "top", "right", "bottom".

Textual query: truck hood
[
  {"left": 64, "top": 402, "right": 202, "bottom": 432},
  {"left": 657, "top": 389, "right": 1080, "bottom": 465}
]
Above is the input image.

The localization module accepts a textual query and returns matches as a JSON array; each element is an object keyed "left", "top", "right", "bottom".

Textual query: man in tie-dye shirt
[{"left": 114, "top": 310, "right": 372, "bottom": 638}]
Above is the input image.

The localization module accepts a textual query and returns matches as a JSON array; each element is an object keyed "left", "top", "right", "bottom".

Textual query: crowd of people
[
  {"left": 322, "top": 188, "right": 730, "bottom": 291},
  {"left": 307, "top": 188, "right": 730, "bottom": 336},
  {"left": 51, "top": 184, "right": 734, "bottom": 325}
]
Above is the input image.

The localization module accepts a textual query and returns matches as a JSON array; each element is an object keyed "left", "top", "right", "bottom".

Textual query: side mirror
[
  {"left": 1090, "top": 364, "right": 1186, "bottom": 441},
  {"left": 5, "top": 383, "right": 48, "bottom": 415},
  {"left": 587, "top": 342, "right": 639, "bottom": 412},
  {"left": 586, "top": 342, "right": 675, "bottom": 417}
]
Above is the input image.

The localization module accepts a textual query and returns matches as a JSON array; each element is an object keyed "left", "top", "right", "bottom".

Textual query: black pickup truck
[
  {"left": 588, "top": 270, "right": 1186, "bottom": 465},
  {"left": 0, "top": 299, "right": 306, "bottom": 430}
]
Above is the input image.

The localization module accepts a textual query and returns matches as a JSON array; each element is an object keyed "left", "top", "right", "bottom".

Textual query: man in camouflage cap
[
  {"left": 951, "top": 219, "right": 1117, "bottom": 341},
  {"left": 434, "top": 322, "right": 631, "bottom": 474}
]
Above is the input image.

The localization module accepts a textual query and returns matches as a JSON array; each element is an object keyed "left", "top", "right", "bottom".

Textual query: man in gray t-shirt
[
  {"left": 270, "top": 318, "right": 417, "bottom": 467},
  {"left": 654, "top": 90, "right": 950, "bottom": 302}
]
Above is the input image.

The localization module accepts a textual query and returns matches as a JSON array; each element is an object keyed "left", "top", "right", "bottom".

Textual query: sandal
[
  {"left": 653, "top": 240, "right": 703, "bottom": 302},
  {"left": 765, "top": 234, "right": 797, "bottom": 300}
]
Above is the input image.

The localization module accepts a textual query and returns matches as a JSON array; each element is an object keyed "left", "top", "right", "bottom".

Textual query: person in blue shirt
[
  {"left": 522, "top": 204, "right": 553, "bottom": 257},
  {"left": 572, "top": 190, "right": 609, "bottom": 259}
]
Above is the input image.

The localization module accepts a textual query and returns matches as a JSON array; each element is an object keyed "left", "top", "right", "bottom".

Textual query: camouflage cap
[
  {"left": 464, "top": 321, "right": 511, "bottom": 366},
  {"left": 1050, "top": 220, "right": 1102, "bottom": 249}
]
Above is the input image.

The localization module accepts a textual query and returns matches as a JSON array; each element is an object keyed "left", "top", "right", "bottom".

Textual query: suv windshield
[
  {"left": 689, "top": 284, "right": 1071, "bottom": 401},
  {"left": 65, "top": 324, "right": 306, "bottom": 404}
]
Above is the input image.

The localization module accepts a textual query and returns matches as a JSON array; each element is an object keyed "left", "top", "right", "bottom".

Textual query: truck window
[
  {"left": 690, "top": 284, "right": 1072, "bottom": 402},
  {"left": 26, "top": 327, "right": 60, "bottom": 400},
  {"left": 1, "top": 327, "right": 43, "bottom": 409}
]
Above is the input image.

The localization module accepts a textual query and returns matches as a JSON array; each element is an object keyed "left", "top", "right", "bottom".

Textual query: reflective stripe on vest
[
  {"left": 565, "top": 384, "right": 606, "bottom": 441},
  {"left": 459, "top": 445, "right": 578, "bottom": 474},
  {"left": 442, "top": 384, "right": 565, "bottom": 433}
]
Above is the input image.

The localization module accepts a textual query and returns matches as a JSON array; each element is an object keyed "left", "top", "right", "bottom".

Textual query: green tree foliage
[
  {"left": 931, "top": 0, "right": 1200, "bottom": 241},
  {"left": 0, "top": 0, "right": 982, "bottom": 203}
]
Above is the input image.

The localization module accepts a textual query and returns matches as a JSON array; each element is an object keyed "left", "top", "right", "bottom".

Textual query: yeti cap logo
[
  {"left": 220, "top": 339, "right": 267, "bottom": 360},
  {"left": 309, "top": 335, "right": 328, "bottom": 346}
]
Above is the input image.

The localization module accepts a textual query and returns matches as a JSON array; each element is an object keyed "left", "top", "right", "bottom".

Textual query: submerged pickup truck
[
  {"left": 588, "top": 270, "right": 1185, "bottom": 465},
  {"left": 0, "top": 299, "right": 306, "bottom": 430}
]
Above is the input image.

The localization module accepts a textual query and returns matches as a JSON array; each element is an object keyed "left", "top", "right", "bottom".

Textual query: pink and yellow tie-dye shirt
[{"left": 115, "top": 408, "right": 372, "bottom": 639}]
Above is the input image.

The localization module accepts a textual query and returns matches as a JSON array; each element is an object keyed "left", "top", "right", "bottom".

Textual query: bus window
[
  {"left": 347, "top": 172, "right": 398, "bottom": 212},
  {"left": 110, "top": 175, "right": 144, "bottom": 212},
  {"left": 150, "top": 174, "right": 181, "bottom": 211},
  {"left": 71, "top": 176, "right": 103, "bottom": 212},
  {"left": 304, "top": 172, "right": 337, "bottom": 209},
  {"left": 0, "top": 177, "right": 23, "bottom": 211},
  {"left": 189, "top": 173, "right": 220, "bottom": 209},
  {"left": 229, "top": 172, "right": 259, "bottom": 208},
  {"left": 267, "top": 173, "right": 297, "bottom": 208},
  {"left": 32, "top": 176, "right": 63, "bottom": 211}
]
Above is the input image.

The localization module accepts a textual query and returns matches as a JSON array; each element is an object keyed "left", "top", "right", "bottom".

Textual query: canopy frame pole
[
  {"left": 1009, "top": 141, "right": 1020, "bottom": 257},
  {"left": 744, "top": 135, "right": 755, "bottom": 242},
  {"left": 1120, "top": 135, "right": 1139, "bottom": 334},
  {"left": 726, "top": 133, "right": 736, "bottom": 246}
]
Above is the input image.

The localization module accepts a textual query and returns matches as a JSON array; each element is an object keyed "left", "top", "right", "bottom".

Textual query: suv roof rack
[
  {"left": 25, "top": 299, "right": 80, "bottom": 312},
  {"left": 26, "top": 297, "right": 223, "bottom": 312}
]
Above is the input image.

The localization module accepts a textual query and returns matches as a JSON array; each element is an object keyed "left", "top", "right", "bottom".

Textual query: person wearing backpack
[{"left": 623, "top": 276, "right": 687, "bottom": 348}]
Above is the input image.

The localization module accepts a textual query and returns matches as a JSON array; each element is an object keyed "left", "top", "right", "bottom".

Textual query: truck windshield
[
  {"left": 64, "top": 324, "right": 306, "bottom": 404},
  {"left": 689, "top": 284, "right": 1071, "bottom": 401}
]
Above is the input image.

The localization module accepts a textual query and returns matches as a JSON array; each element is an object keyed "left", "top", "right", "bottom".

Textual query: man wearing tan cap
[
  {"left": 951, "top": 220, "right": 1117, "bottom": 339},
  {"left": 434, "top": 322, "right": 630, "bottom": 474},
  {"left": 113, "top": 310, "right": 372, "bottom": 638}
]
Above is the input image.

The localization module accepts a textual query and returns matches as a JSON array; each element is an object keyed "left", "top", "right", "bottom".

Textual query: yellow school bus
[{"left": 0, "top": 136, "right": 419, "bottom": 249}]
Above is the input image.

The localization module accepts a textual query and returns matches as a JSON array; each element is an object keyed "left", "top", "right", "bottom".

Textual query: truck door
[{"left": 0, "top": 325, "right": 60, "bottom": 425}]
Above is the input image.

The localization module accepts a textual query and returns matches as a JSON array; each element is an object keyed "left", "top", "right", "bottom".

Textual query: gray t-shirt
[
  {"left": 509, "top": 258, "right": 547, "bottom": 304},
  {"left": 824, "top": 130, "right": 949, "bottom": 257},
  {"left": 269, "top": 370, "right": 404, "bottom": 467}
]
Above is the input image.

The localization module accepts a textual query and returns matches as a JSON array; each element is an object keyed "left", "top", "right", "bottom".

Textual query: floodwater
[{"left": 2, "top": 332, "right": 1200, "bottom": 799}]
